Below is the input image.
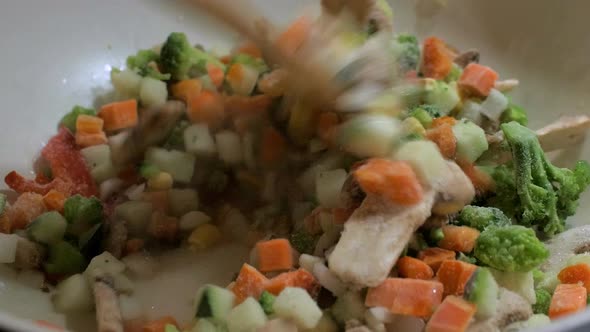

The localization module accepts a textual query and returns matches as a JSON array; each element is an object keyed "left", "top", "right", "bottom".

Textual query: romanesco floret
[
  {"left": 496, "top": 122, "right": 590, "bottom": 236},
  {"left": 474, "top": 225, "right": 549, "bottom": 272},
  {"left": 392, "top": 34, "right": 420, "bottom": 73},
  {"left": 456, "top": 205, "right": 512, "bottom": 231},
  {"left": 126, "top": 49, "right": 171, "bottom": 80},
  {"left": 160, "top": 32, "right": 225, "bottom": 80},
  {"left": 532, "top": 289, "right": 551, "bottom": 315}
]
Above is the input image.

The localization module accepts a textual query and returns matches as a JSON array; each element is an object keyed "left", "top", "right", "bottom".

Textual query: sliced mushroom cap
[
  {"left": 431, "top": 161, "right": 476, "bottom": 215},
  {"left": 467, "top": 288, "right": 533, "bottom": 332},
  {"left": 541, "top": 225, "right": 590, "bottom": 273},
  {"left": 340, "top": 174, "right": 366, "bottom": 211},
  {"left": 454, "top": 49, "right": 480, "bottom": 68},
  {"left": 110, "top": 100, "right": 185, "bottom": 166}
]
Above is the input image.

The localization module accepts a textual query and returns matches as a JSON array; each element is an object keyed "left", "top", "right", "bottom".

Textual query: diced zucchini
[
  {"left": 145, "top": 147, "right": 196, "bottom": 183},
  {"left": 168, "top": 188, "right": 200, "bottom": 217},
  {"left": 84, "top": 251, "right": 126, "bottom": 281},
  {"left": 81, "top": 144, "right": 112, "bottom": 168},
  {"left": 215, "top": 130, "right": 243, "bottom": 165},
  {"left": 331, "top": 291, "right": 365, "bottom": 324},
  {"left": 53, "top": 273, "right": 94, "bottom": 312},
  {"left": 259, "top": 291, "right": 276, "bottom": 315},
  {"left": 226, "top": 297, "right": 267, "bottom": 332},
  {"left": 273, "top": 287, "right": 322, "bottom": 330},
  {"left": 165, "top": 324, "right": 180, "bottom": 332},
  {"left": 227, "top": 64, "right": 259, "bottom": 96},
  {"left": 179, "top": 211, "right": 211, "bottom": 231},
  {"left": 315, "top": 169, "right": 347, "bottom": 209},
  {"left": 91, "top": 163, "right": 118, "bottom": 183},
  {"left": 0, "top": 233, "right": 18, "bottom": 263},
  {"left": 184, "top": 124, "right": 217, "bottom": 156},
  {"left": 194, "top": 284, "right": 235, "bottom": 320},
  {"left": 480, "top": 89, "right": 509, "bottom": 121},
  {"left": 464, "top": 267, "right": 499, "bottom": 319},
  {"left": 336, "top": 114, "right": 403, "bottom": 158},
  {"left": 453, "top": 120, "right": 489, "bottom": 163},
  {"left": 424, "top": 80, "right": 460, "bottom": 115},
  {"left": 491, "top": 269, "right": 535, "bottom": 304},
  {"left": 111, "top": 69, "right": 142, "bottom": 97},
  {"left": 45, "top": 241, "right": 87, "bottom": 275},
  {"left": 139, "top": 76, "right": 168, "bottom": 108},
  {"left": 63, "top": 195, "right": 104, "bottom": 236},
  {"left": 394, "top": 140, "right": 446, "bottom": 185},
  {"left": 114, "top": 201, "right": 153, "bottom": 236},
  {"left": 27, "top": 211, "right": 67, "bottom": 245}
]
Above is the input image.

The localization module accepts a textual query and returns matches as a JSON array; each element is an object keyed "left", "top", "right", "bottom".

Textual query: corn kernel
[
  {"left": 188, "top": 223, "right": 222, "bottom": 249},
  {"left": 147, "top": 172, "right": 173, "bottom": 191},
  {"left": 402, "top": 117, "right": 426, "bottom": 137}
]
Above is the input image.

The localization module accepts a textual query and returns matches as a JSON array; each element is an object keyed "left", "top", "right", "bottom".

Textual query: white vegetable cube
[
  {"left": 0, "top": 233, "right": 18, "bottom": 263},
  {"left": 84, "top": 251, "right": 126, "bottom": 282},
  {"left": 184, "top": 124, "right": 217, "bottom": 156},
  {"left": 114, "top": 201, "right": 153, "bottom": 236},
  {"left": 111, "top": 69, "right": 142, "bottom": 97},
  {"left": 273, "top": 287, "right": 323, "bottom": 330},
  {"left": 53, "top": 273, "right": 94, "bottom": 312},
  {"left": 453, "top": 120, "right": 489, "bottom": 163},
  {"left": 139, "top": 77, "right": 168, "bottom": 108},
  {"left": 179, "top": 211, "right": 211, "bottom": 231},
  {"left": 216, "top": 130, "right": 243, "bottom": 165},
  {"left": 394, "top": 140, "right": 446, "bottom": 186},
  {"left": 81, "top": 144, "right": 112, "bottom": 168},
  {"left": 226, "top": 297, "right": 267, "bottom": 332},
  {"left": 313, "top": 263, "right": 346, "bottom": 296},
  {"left": 145, "top": 147, "right": 195, "bottom": 183},
  {"left": 299, "top": 254, "right": 325, "bottom": 273},
  {"left": 424, "top": 79, "right": 460, "bottom": 115},
  {"left": 168, "top": 188, "right": 200, "bottom": 217},
  {"left": 480, "top": 88, "right": 509, "bottom": 121},
  {"left": 315, "top": 169, "right": 347, "bottom": 208},
  {"left": 337, "top": 115, "right": 403, "bottom": 158}
]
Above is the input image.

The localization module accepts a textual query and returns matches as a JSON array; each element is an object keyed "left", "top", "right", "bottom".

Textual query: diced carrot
[
  {"left": 233, "top": 263, "right": 270, "bottom": 303},
  {"left": 417, "top": 247, "right": 456, "bottom": 272},
  {"left": 76, "top": 114, "right": 104, "bottom": 134},
  {"left": 99, "top": 99, "right": 138, "bottom": 131},
  {"left": 142, "top": 191, "right": 169, "bottom": 213},
  {"left": 171, "top": 79, "right": 202, "bottom": 102},
  {"left": 43, "top": 189, "right": 66, "bottom": 213},
  {"left": 224, "top": 94, "right": 273, "bottom": 116},
  {"left": 397, "top": 256, "right": 435, "bottom": 280},
  {"left": 0, "top": 214, "right": 10, "bottom": 234},
  {"left": 256, "top": 238, "right": 294, "bottom": 272},
  {"left": 276, "top": 15, "right": 312, "bottom": 56},
  {"left": 141, "top": 316, "right": 178, "bottom": 332},
  {"left": 458, "top": 63, "right": 498, "bottom": 97},
  {"left": 426, "top": 123, "right": 457, "bottom": 159},
  {"left": 332, "top": 207, "right": 354, "bottom": 224},
  {"left": 421, "top": 37, "right": 455, "bottom": 80},
  {"left": 75, "top": 131, "right": 108, "bottom": 148},
  {"left": 124, "top": 318, "right": 147, "bottom": 332},
  {"left": 6, "top": 192, "right": 46, "bottom": 230},
  {"left": 207, "top": 63, "right": 225, "bottom": 89},
  {"left": 220, "top": 55, "right": 232, "bottom": 64},
  {"left": 226, "top": 63, "right": 245, "bottom": 85},
  {"left": 431, "top": 116, "right": 457, "bottom": 128},
  {"left": 456, "top": 159, "right": 495, "bottom": 194},
  {"left": 258, "top": 69, "right": 288, "bottom": 97},
  {"left": 125, "top": 238, "right": 145, "bottom": 256},
  {"left": 436, "top": 260, "right": 478, "bottom": 296},
  {"left": 316, "top": 112, "right": 339, "bottom": 144},
  {"left": 234, "top": 40, "right": 262, "bottom": 58},
  {"left": 147, "top": 211, "right": 178, "bottom": 242},
  {"left": 365, "top": 278, "right": 443, "bottom": 317},
  {"left": 558, "top": 263, "right": 590, "bottom": 292},
  {"left": 186, "top": 90, "right": 225, "bottom": 128},
  {"left": 264, "top": 268, "right": 319, "bottom": 297},
  {"left": 259, "top": 126, "right": 286, "bottom": 165},
  {"left": 438, "top": 225, "right": 480, "bottom": 253},
  {"left": 354, "top": 159, "right": 424, "bottom": 206},
  {"left": 425, "top": 295, "right": 477, "bottom": 332},
  {"left": 34, "top": 320, "right": 65, "bottom": 331},
  {"left": 549, "top": 283, "right": 587, "bottom": 320}
]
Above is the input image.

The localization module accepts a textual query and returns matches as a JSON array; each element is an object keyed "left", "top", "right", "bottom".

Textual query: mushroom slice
[
  {"left": 454, "top": 49, "right": 480, "bottom": 68},
  {"left": 94, "top": 276, "right": 124, "bottom": 332},
  {"left": 110, "top": 100, "right": 185, "bottom": 166},
  {"left": 467, "top": 288, "right": 533, "bottom": 332},
  {"left": 536, "top": 114, "right": 590, "bottom": 152}
]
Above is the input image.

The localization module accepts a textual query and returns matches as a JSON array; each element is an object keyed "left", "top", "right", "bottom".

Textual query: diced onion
[
  {"left": 125, "top": 183, "right": 146, "bottom": 201},
  {"left": 100, "top": 178, "right": 124, "bottom": 200},
  {"left": 480, "top": 89, "right": 509, "bottom": 121}
]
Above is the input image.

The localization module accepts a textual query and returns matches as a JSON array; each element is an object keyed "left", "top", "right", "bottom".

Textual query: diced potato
[
  {"left": 273, "top": 287, "right": 322, "bottom": 330},
  {"left": 53, "top": 273, "right": 94, "bottom": 312}
]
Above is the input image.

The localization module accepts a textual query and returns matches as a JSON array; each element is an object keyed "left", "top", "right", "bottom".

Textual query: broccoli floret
[
  {"left": 456, "top": 205, "right": 512, "bottom": 231},
  {"left": 445, "top": 63, "right": 463, "bottom": 82},
  {"left": 63, "top": 195, "right": 103, "bottom": 236},
  {"left": 290, "top": 231, "right": 316, "bottom": 255},
  {"left": 532, "top": 268, "right": 545, "bottom": 286},
  {"left": 532, "top": 289, "right": 551, "bottom": 315},
  {"left": 474, "top": 225, "right": 549, "bottom": 272},
  {"left": 127, "top": 49, "right": 171, "bottom": 81},
  {"left": 392, "top": 34, "right": 420, "bottom": 72},
  {"left": 259, "top": 291, "right": 276, "bottom": 315},
  {"left": 498, "top": 122, "right": 590, "bottom": 236},
  {"left": 60, "top": 105, "right": 96, "bottom": 132},
  {"left": 501, "top": 104, "right": 528, "bottom": 126},
  {"left": 160, "top": 32, "right": 225, "bottom": 80}
]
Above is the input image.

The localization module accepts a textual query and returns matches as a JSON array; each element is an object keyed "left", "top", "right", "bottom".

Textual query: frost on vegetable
[
  {"left": 160, "top": 32, "right": 225, "bottom": 81},
  {"left": 532, "top": 289, "right": 551, "bottom": 315},
  {"left": 456, "top": 205, "right": 512, "bottom": 232}
]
